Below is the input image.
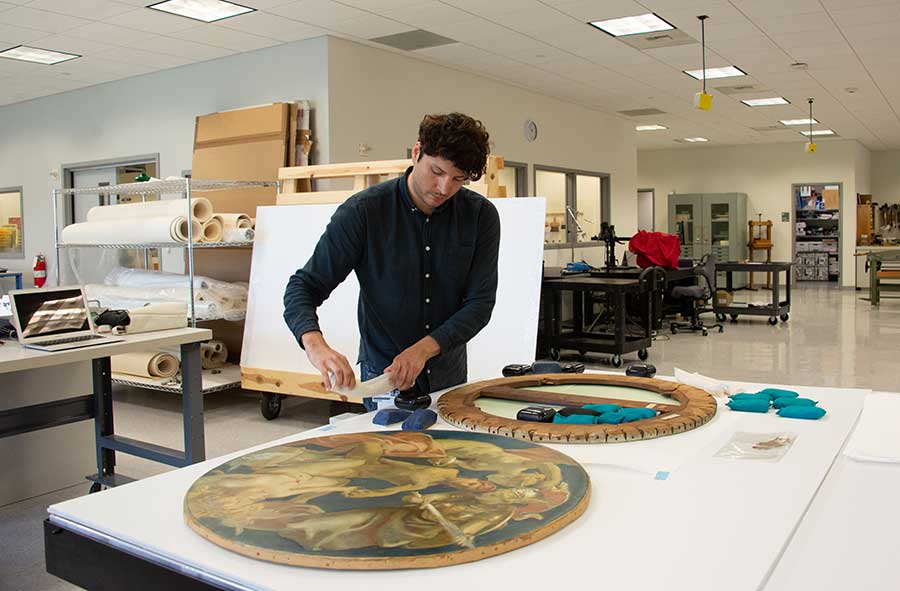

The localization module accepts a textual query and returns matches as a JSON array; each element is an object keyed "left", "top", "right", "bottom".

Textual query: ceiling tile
[
  {"left": 216, "top": 10, "right": 326, "bottom": 41},
  {"left": 484, "top": 5, "right": 579, "bottom": 35},
  {"left": 95, "top": 45, "right": 193, "bottom": 68},
  {"left": 105, "top": 8, "right": 199, "bottom": 34},
  {"left": 732, "top": 0, "right": 826, "bottom": 19},
  {"left": 548, "top": 0, "right": 649, "bottom": 22},
  {"left": 167, "top": 25, "right": 282, "bottom": 51},
  {"left": 379, "top": 1, "right": 476, "bottom": 28},
  {"left": 268, "top": 0, "right": 370, "bottom": 26},
  {"left": 62, "top": 22, "right": 160, "bottom": 45},
  {"left": 130, "top": 36, "right": 234, "bottom": 60},
  {"left": 0, "top": 6, "right": 92, "bottom": 33},
  {"left": 24, "top": 34, "right": 118, "bottom": 56},
  {"left": 0, "top": 22, "right": 48, "bottom": 44},
  {"left": 752, "top": 13, "right": 840, "bottom": 36},
  {"left": 828, "top": 3, "right": 900, "bottom": 26},
  {"left": 324, "top": 14, "right": 414, "bottom": 39},
  {"left": 26, "top": 0, "right": 135, "bottom": 20}
]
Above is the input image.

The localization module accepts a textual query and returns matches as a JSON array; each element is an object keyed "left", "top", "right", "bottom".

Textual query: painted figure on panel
[{"left": 184, "top": 431, "right": 589, "bottom": 566}]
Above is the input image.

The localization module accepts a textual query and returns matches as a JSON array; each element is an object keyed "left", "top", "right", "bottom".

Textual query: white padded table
[{"left": 46, "top": 378, "right": 868, "bottom": 591}]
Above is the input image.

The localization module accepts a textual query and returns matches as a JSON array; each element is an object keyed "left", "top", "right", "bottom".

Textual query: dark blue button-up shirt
[{"left": 283, "top": 167, "right": 501, "bottom": 393}]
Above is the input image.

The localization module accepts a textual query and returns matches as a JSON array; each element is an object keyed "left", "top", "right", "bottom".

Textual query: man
[{"left": 283, "top": 112, "right": 500, "bottom": 403}]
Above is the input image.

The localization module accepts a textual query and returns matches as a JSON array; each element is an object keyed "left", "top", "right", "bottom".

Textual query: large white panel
[{"left": 241, "top": 198, "right": 546, "bottom": 384}]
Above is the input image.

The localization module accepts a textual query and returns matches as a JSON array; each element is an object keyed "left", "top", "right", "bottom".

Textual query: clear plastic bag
[{"left": 714, "top": 432, "right": 797, "bottom": 462}]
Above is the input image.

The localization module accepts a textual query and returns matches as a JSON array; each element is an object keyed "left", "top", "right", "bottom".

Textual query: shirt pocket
[{"left": 444, "top": 244, "right": 476, "bottom": 286}]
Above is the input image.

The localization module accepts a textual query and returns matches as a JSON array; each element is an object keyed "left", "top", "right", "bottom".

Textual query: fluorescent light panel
[
  {"left": 588, "top": 13, "right": 674, "bottom": 37},
  {"left": 683, "top": 66, "right": 747, "bottom": 80},
  {"left": 147, "top": 0, "right": 254, "bottom": 23},
  {"left": 781, "top": 118, "right": 818, "bottom": 125},
  {"left": 684, "top": 137, "right": 708, "bottom": 142},
  {"left": 0, "top": 45, "right": 80, "bottom": 65},
  {"left": 742, "top": 97, "right": 790, "bottom": 107},
  {"left": 801, "top": 129, "right": 835, "bottom": 136},
  {"left": 636, "top": 124, "right": 668, "bottom": 131}
]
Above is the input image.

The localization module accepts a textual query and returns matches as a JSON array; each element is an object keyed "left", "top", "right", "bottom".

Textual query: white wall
[
  {"left": 0, "top": 37, "right": 330, "bottom": 280},
  {"left": 324, "top": 37, "right": 638, "bottom": 268},
  {"left": 872, "top": 150, "right": 900, "bottom": 204},
  {"left": 638, "top": 140, "right": 870, "bottom": 286}
]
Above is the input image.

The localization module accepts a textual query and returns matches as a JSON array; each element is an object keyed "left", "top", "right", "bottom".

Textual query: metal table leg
[{"left": 180, "top": 341, "right": 205, "bottom": 465}]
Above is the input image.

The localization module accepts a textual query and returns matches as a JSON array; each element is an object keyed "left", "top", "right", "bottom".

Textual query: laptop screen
[{"left": 13, "top": 288, "right": 90, "bottom": 339}]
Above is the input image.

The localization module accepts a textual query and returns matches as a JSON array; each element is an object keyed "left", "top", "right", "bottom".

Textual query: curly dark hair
[{"left": 417, "top": 113, "right": 491, "bottom": 181}]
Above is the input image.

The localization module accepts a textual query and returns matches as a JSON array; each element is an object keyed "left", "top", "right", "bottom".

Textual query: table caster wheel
[
  {"left": 549, "top": 348, "right": 561, "bottom": 361},
  {"left": 260, "top": 392, "right": 283, "bottom": 420},
  {"left": 768, "top": 316, "right": 778, "bottom": 326},
  {"left": 716, "top": 313, "right": 726, "bottom": 322},
  {"left": 611, "top": 354, "right": 622, "bottom": 368},
  {"left": 578, "top": 350, "right": 588, "bottom": 360},
  {"left": 718, "top": 326, "right": 724, "bottom": 333},
  {"left": 702, "top": 329, "right": 708, "bottom": 336},
  {"left": 730, "top": 314, "right": 739, "bottom": 321},
  {"left": 89, "top": 482, "right": 103, "bottom": 494},
  {"left": 638, "top": 348, "right": 649, "bottom": 361},
  {"left": 670, "top": 324, "right": 677, "bottom": 334},
  {"left": 780, "top": 313, "right": 789, "bottom": 322}
]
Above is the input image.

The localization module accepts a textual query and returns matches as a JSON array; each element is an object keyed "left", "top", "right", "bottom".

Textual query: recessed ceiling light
[
  {"left": 636, "top": 124, "right": 668, "bottom": 131},
  {"left": 683, "top": 66, "right": 747, "bottom": 80},
  {"left": 588, "top": 13, "right": 674, "bottom": 37},
  {"left": 0, "top": 45, "right": 80, "bottom": 65},
  {"left": 684, "top": 137, "right": 709, "bottom": 142},
  {"left": 147, "top": 0, "right": 255, "bottom": 23},
  {"left": 800, "top": 129, "right": 835, "bottom": 136},
  {"left": 780, "top": 118, "right": 818, "bottom": 126},
  {"left": 741, "top": 97, "right": 790, "bottom": 107}
]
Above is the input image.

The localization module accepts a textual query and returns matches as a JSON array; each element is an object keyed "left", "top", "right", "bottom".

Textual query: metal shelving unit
[{"left": 52, "top": 178, "right": 276, "bottom": 394}]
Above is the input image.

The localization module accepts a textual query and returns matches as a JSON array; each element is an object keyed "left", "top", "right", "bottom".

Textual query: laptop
[{"left": 9, "top": 286, "right": 123, "bottom": 352}]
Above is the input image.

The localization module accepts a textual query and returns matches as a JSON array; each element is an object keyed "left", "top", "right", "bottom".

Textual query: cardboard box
[{"left": 823, "top": 188, "right": 840, "bottom": 209}]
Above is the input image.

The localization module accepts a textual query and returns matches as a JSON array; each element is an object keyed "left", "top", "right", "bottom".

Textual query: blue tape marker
[{"left": 654, "top": 471, "right": 670, "bottom": 481}]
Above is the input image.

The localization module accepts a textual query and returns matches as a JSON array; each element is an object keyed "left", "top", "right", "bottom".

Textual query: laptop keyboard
[{"left": 32, "top": 334, "right": 106, "bottom": 347}]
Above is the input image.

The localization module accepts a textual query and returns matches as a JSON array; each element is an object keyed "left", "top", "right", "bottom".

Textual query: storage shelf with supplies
[
  {"left": 52, "top": 177, "right": 272, "bottom": 326},
  {"left": 50, "top": 178, "right": 272, "bottom": 398},
  {"left": 112, "top": 364, "right": 241, "bottom": 395}
]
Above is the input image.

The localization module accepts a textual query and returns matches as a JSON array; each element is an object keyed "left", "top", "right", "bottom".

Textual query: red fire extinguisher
[{"left": 33, "top": 254, "right": 47, "bottom": 288}]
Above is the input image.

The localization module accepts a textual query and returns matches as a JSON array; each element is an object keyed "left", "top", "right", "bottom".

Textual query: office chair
[{"left": 669, "top": 254, "right": 724, "bottom": 337}]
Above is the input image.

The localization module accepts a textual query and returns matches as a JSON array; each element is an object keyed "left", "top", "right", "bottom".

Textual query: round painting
[{"left": 184, "top": 430, "right": 590, "bottom": 570}]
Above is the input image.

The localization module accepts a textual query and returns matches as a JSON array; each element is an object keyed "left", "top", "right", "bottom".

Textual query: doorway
[{"left": 637, "top": 189, "right": 654, "bottom": 232}]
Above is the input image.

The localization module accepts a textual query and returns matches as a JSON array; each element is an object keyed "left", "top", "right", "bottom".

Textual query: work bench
[{"left": 0, "top": 327, "right": 211, "bottom": 503}]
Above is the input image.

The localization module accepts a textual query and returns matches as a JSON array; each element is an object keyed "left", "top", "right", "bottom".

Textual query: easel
[
  {"left": 748, "top": 216, "right": 773, "bottom": 289},
  {"left": 244, "top": 155, "right": 508, "bottom": 412}
]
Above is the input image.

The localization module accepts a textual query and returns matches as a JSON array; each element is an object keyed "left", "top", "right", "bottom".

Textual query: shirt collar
[{"left": 399, "top": 165, "right": 455, "bottom": 217}]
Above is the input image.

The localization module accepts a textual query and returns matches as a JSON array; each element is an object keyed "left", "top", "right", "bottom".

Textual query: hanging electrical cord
[
  {"left": 695, "top": 15, "right": 712, "bottom": 111},
  {"left": 806, "top": 98, "right": 817, "bottom": 153}
]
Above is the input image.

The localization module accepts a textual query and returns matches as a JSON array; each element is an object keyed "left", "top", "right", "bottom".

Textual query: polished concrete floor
[{"left": 4, "top": 283, "right": 897, "bottom": 590}]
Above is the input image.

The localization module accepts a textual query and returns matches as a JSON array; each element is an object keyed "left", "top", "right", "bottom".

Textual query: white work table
[
  {"left": 1, "top": 327, "right": 212, "bottom": 502},
  {"left": 43, "top": 376, "right": 891, "bottom": 591}
]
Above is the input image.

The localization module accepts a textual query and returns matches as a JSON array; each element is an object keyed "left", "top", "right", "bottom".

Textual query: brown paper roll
[
  {"left": 201, "top": 216, "right": 224, "bottom": 243},
  {"left": 112, "top": 352, "right": 179, "bottom": 379}
]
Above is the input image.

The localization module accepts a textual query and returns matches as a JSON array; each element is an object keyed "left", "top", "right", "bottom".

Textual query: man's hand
[
  {"left": 385, "top": 336, "right": 440, "bottom": 391},
  {"left": 301, "top": 331, "right": 355, "bottom": 391}
]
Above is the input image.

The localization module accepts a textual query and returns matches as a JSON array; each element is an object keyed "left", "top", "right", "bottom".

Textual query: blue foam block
[
  {"left": 777, "top": 406, "right": 826, "bottom": 420},
  {"left": 773, "top": 397, "right": 818, "bottom": 409},
  {"left": 401, "top": 409, "right": 437, "bottom": 431},
  {"left": 373, "top": 409, "right": 410, "bottom": 426}
]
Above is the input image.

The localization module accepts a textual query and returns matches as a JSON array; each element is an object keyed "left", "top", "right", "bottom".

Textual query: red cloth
[{"left": 628, "top": 231, "right": 681, "bottom": 269}]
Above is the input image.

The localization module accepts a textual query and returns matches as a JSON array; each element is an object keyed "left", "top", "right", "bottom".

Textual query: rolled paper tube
[
  {"left": 201, "top": 216, "right": 224, "bottom": 243},
  {"left": 171, "top": 217, "right": 202, "bottom": 243},
  {"left": 222, "top": 227, "right": 254, "bottom": 242},
  {"left": 86, "top": 197, "right": 213, "bottom": 224},
  {"left": 112, "top": 352, "right": 179, "bottom": 378},
  {"left": 61, "top": 216, "right": 199, "bottom": 244},
  {"left": 217, "top": 213, "right": 252, "bottom": 229}
]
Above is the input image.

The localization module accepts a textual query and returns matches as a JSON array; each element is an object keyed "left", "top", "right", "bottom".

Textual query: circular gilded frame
[{"left": 438, "top": 374, "right": 717, "bottom": 444}]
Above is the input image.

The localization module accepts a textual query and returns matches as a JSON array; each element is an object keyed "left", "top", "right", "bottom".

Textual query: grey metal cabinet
[{"left": 669, "top": 193, "right": 748, "bottom": 286}]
